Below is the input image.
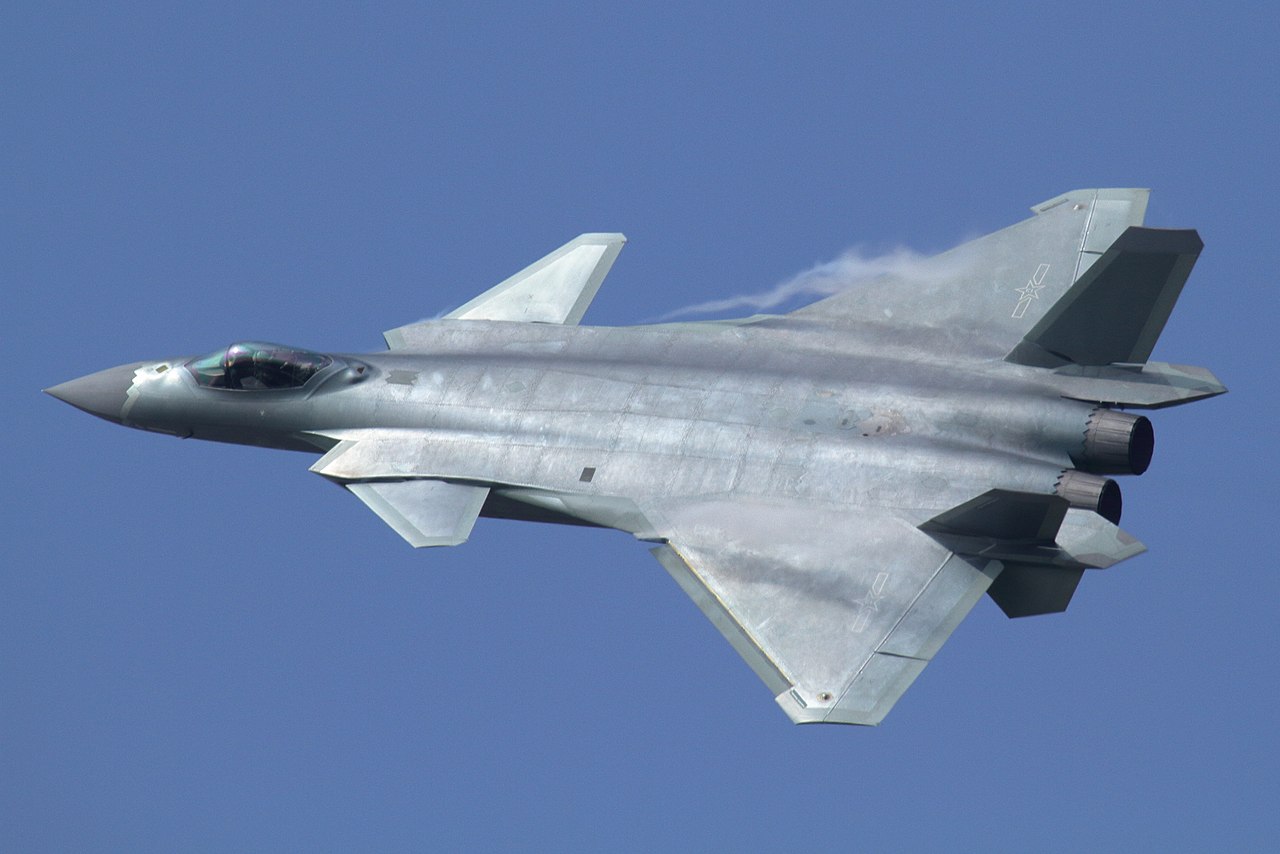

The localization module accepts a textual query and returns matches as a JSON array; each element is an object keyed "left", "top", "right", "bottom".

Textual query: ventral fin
[{"left": 346, "top": 479, "right": 490, "bottom": 548}]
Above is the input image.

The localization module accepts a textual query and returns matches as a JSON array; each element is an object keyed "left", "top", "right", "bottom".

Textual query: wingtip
[
  {"left": 573, "top": 232, "right": 627, "bottom": 244},
  {"left": 1031, "top": 187, "right": 1151, "bottom": 214}
]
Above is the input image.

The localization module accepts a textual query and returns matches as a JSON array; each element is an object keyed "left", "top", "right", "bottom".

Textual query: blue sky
[{"left": 6, "top": 3, "right": 1276, "bottom": 850}]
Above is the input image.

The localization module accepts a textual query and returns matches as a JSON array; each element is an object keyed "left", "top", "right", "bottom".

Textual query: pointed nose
[{"left": 44, "top": 362, "right": 149, "bottom": 424}]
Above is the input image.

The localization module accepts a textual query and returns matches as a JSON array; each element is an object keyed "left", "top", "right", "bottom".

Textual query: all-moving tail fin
[
  {"left": 1006, "top": 226, "right": 1204, "bottom": 367},
  {"left": 920, "top": 489, "right": 1147, "bottom": 618}
]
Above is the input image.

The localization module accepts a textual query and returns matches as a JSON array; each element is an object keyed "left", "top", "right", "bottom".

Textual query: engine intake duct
[
  {"left": 1055, "top": 470, "right": 1122, "bottom": 524},
  {"left": 1072, "top": 408, "right": 1153, "bottom": 476}
]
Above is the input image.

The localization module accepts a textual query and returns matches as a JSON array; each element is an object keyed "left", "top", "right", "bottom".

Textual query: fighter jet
[{"left": 47, "top": 189, "right": 1224, "bottom": 725}]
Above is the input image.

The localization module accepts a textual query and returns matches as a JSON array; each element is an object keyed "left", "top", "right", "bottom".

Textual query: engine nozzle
[
  {"left": 1055, "top": 470, "right": 1123, "bottom": 524},
  {"left": 1072, "top": 408, "right": 1154, "bottom": 476}
]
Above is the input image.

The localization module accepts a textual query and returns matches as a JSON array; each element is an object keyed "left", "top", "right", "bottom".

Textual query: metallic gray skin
[{"left": 47, "top": 190, "right": 1225, "bottom": 725}]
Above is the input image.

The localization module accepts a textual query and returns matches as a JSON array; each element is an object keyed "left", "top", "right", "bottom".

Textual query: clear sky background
[{"left": 5, "top": 3, "right": 1277, "bottom": 851}]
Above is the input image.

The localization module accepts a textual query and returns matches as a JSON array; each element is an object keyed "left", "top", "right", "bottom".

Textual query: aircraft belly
[{"left": 326, "top": 356, "right": 1079, "bottom": 513}]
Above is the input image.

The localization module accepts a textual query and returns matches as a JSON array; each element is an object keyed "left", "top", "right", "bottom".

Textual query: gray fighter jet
[{"left": 47, "top": 189, "right": 1224, "bottom": 725}]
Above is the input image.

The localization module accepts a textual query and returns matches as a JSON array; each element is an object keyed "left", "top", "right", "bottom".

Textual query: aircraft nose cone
[{"left": 44, "top": 362, "right": 148, "bottom": 424}]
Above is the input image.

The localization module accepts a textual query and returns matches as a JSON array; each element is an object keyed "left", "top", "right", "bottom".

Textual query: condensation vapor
[{"left": 657, "top": 245, "right": 953, "bottom": 320}]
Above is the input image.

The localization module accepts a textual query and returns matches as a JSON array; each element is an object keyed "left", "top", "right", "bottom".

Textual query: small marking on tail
[{"left": 1012, "top": 263, "right": 1050, "bottom": 318}]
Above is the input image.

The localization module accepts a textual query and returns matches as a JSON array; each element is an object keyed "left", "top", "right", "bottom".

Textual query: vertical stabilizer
[{"left": 1007, "top": 226, "right": 1203, "bottom": 367}]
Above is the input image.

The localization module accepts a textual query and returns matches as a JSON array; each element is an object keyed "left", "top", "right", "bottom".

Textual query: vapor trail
[{"left": 657, "top": 245, "right": 940, "bottom": 320}]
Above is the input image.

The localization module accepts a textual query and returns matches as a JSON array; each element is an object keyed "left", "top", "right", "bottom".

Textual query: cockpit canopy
[{"left": 185, "top": 342, "right": 333, "bottom": 390}]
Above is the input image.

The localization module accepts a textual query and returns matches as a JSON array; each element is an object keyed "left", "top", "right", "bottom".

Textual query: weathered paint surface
[{"left": 46, "top": 189, "right": 1224, "bottom": 725}]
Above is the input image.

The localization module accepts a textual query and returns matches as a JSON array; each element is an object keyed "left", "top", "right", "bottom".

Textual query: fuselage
[{"left": 54, "top": 317, "right": 1106, "bottom": 529}]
